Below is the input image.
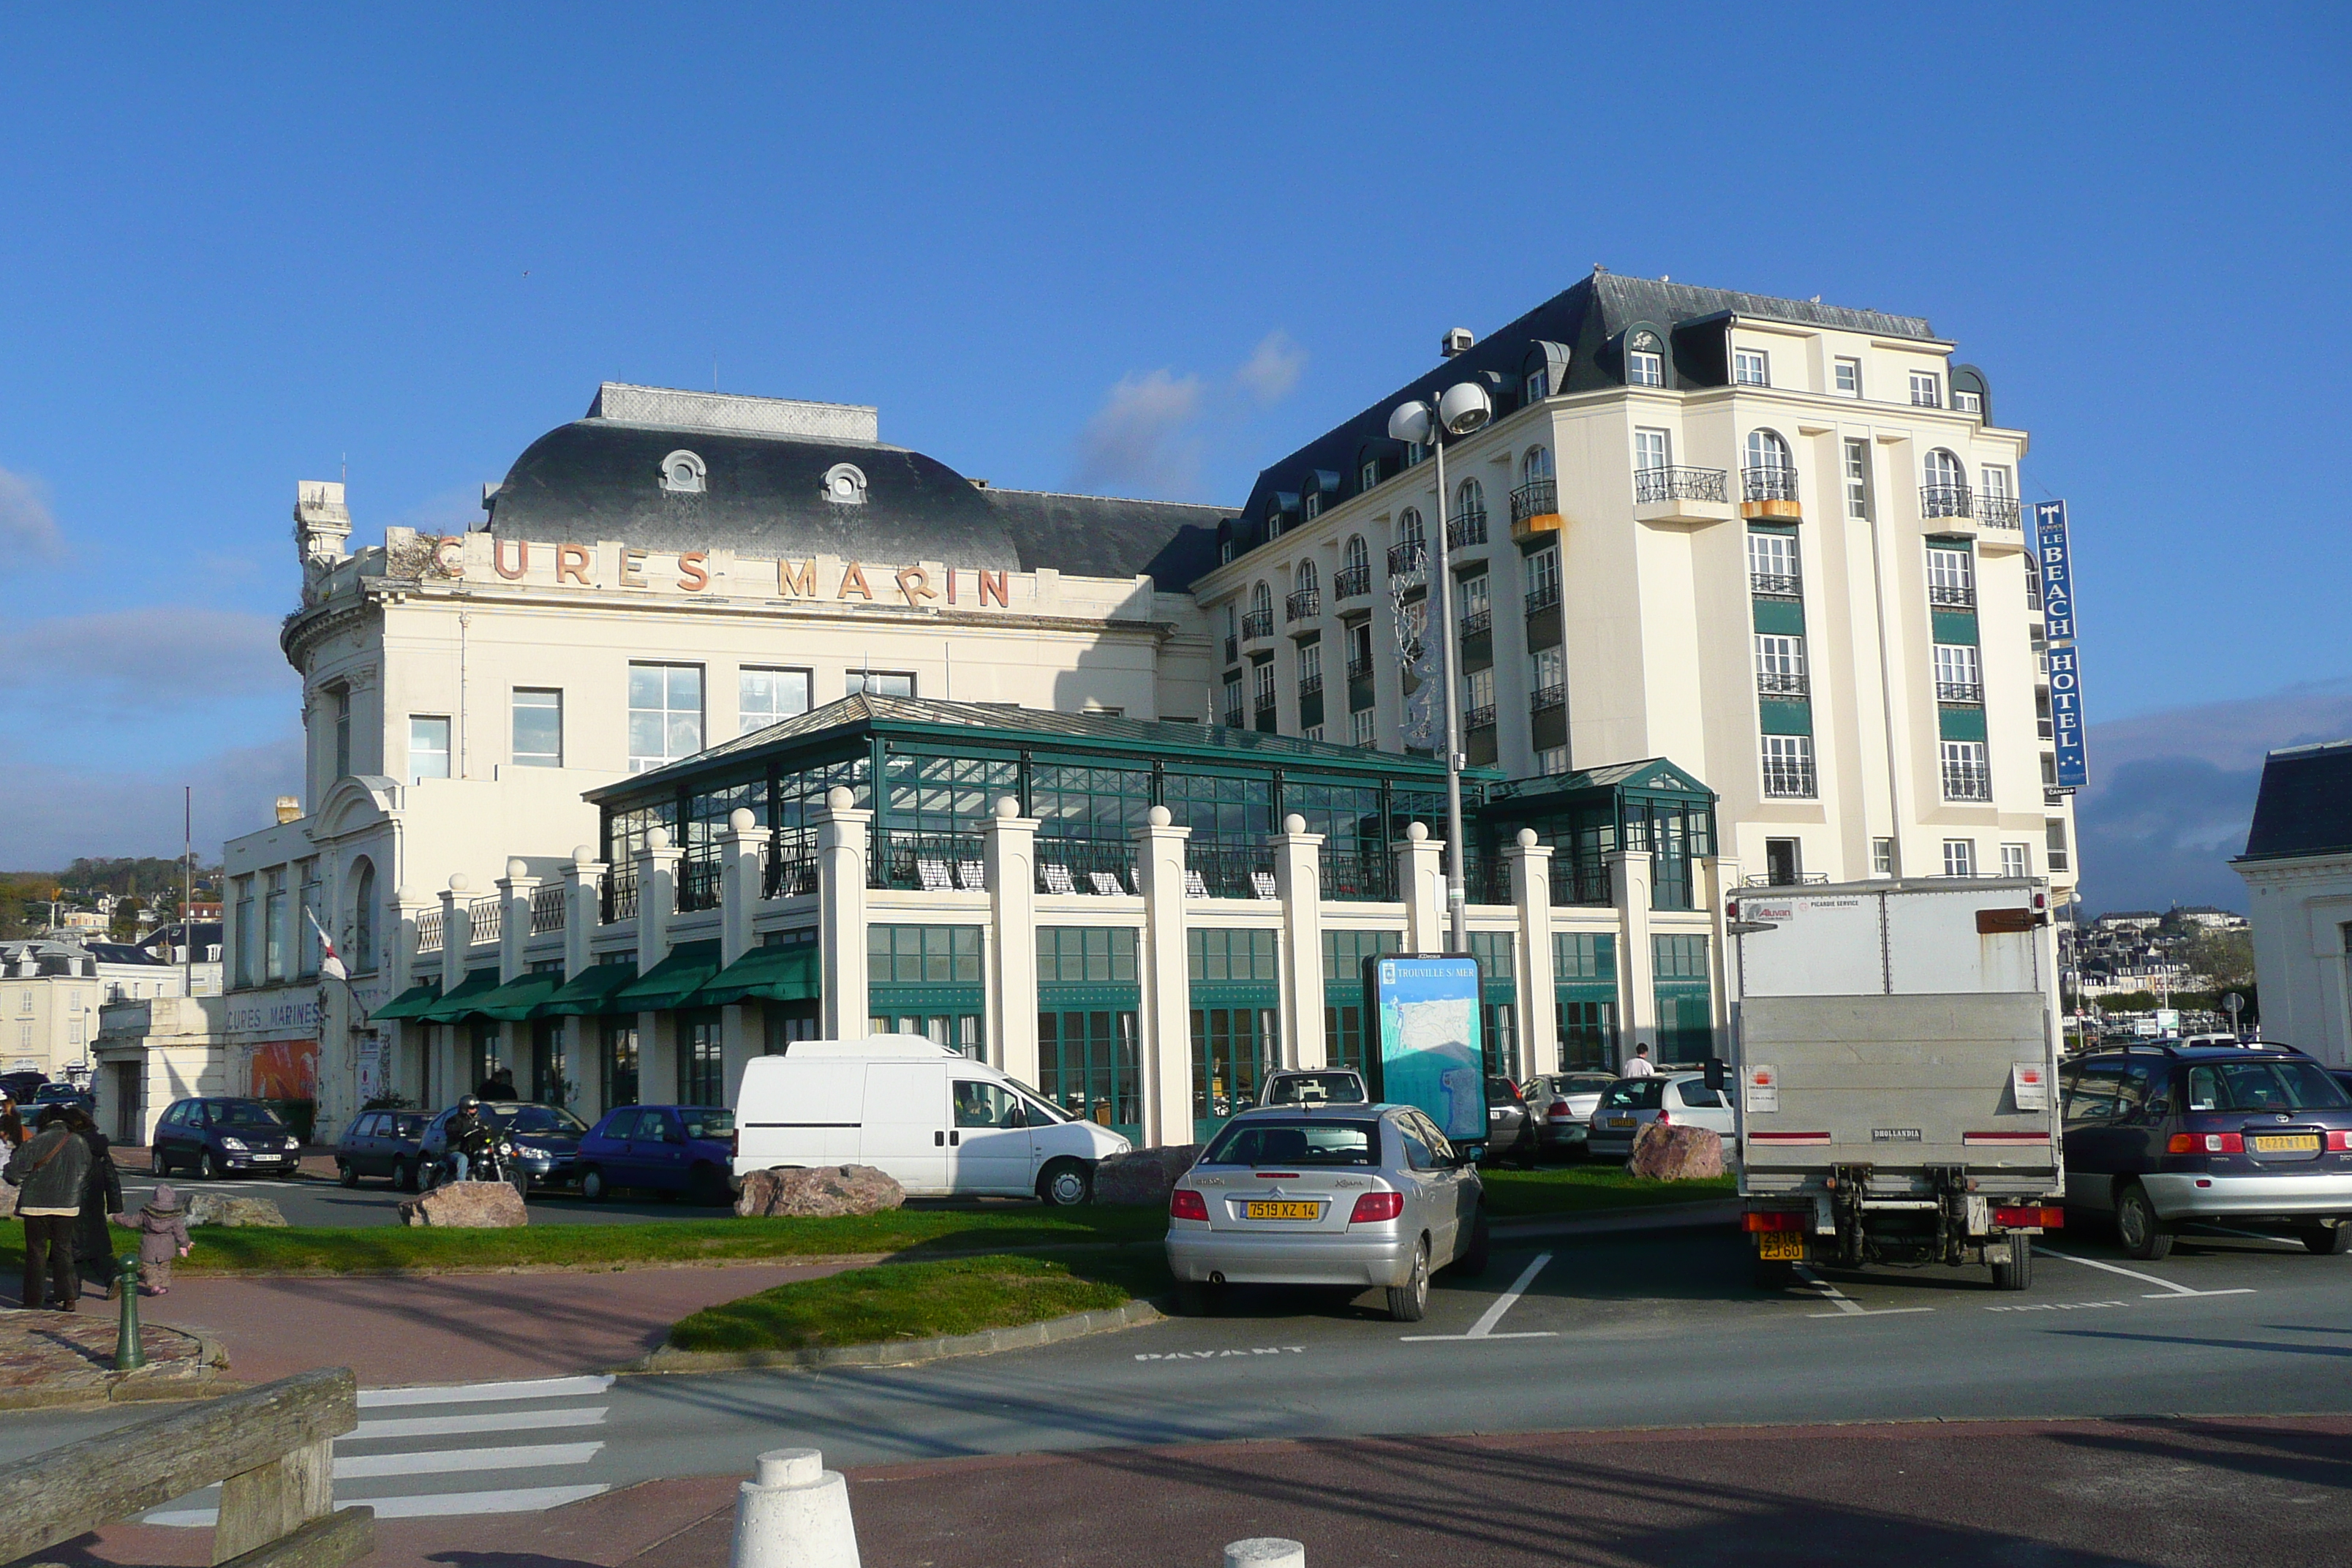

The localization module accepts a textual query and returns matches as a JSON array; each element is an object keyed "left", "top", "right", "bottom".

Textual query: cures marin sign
[{"left": 412, "top": 532, "right": 1020, "bottom": 611}]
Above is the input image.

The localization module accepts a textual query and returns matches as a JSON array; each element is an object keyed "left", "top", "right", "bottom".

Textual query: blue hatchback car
[{"left": 576, "top": 1104, "right": 736, "bottom": 1205}]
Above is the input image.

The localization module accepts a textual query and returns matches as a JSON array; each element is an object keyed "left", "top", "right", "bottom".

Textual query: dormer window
[
  {"left": 1734, "top": 350, "right": 1770, "bottom": 387},
  {"left": 821, "top": 463, "right": 868, "bottom": 505},
  {"left": 1627, "top": 348, "right": 1663, "bottom": 388},
  {"left": 1953, "top": 388, "right": 1982, "bottom": 415},
  {"left": 660, "top": 450, "right": 706, "bottom": 494},
  {"left": 1359, "top": 459, "right": 1379, "bottom": 491},
  {"left": 1303, "top": 492, "right": 1322, "bottom": 521},
  {"left": 1523, "top": 366, "right": 1548, "bottom": 404},
  {"left": 1910, "top": 372, "right": 1942, "bottom": 409}
]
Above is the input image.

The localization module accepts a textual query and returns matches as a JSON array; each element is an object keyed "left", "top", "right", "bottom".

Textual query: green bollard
[{"left": 115, "top": 1255, "right": 145, "bottom": 1371}]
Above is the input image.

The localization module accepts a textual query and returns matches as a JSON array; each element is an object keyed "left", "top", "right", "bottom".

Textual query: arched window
[
  {"left": 1451, "top": 478, "right": 1488, "bottom": 546},
  {"left": 350, "top": 857, "right": 377, "bottom": 974},
  {"left": 1343, "top": 535, "right": 1369, "bottom": 575},
  {"left": 1398, "top": 508, "right": 1425, "bottom": 548},
  {"left": 1745, "top": 429, "right": 1792, "bottom": 472},
  {"left": 1922, "top": 448, "right": 1969, "bottom": 518},
  {"left": 1924, "top": 448, "right": 1965, "bottom": 488},
  {"left": 1294, "top": 559, "right": 1318, "bottom": 597},
  {"left": 1455, "top": 477, "right": 1485, "bottom": 516},
  {"left": 1744, "top": 429, "right": 1795, "bottom": 504},
  {"left": 1520, "top": 446, "right": 1553, "bottom": 485}
]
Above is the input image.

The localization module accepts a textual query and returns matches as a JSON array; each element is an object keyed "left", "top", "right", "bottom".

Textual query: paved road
[{"left": 11, "top": 1216, "right": 2352, "bottom": 1525}]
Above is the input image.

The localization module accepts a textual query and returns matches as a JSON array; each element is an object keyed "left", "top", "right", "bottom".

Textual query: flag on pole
[{"left": 305, "top": 905, "right": 348, "bottom": 982}]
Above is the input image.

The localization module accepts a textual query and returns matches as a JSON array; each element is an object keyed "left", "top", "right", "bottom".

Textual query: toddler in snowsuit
[{"left": 121, "top": 1183, "right": 192, "bottom": 1294}]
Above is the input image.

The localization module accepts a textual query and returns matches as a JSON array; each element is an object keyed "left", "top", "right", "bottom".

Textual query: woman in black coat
[{"left": 65, "top": 1107, "right": 122, "bottom": 1297}]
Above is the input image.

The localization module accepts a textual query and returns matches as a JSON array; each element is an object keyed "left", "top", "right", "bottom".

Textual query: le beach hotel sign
[{"left": 403, "top": 531, "right": 1019, "bottom": 611}]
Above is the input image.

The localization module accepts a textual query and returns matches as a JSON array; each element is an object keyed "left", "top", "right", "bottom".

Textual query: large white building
[
  {"left": 2236, "top": 739, "right": 2352, "bottom": 1064},
  {"left": 217, "top": 274, "right": 2072, "bottom": 1150},
  {"left": 3, "top": 938, "right": 187, "bottom": 1086}
]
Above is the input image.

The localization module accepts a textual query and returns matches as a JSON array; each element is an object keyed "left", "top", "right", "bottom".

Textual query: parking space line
[
  {"left": 1401, "top": 1251, "right": 1559, "bottom": 1342},
  {"left": 2039, "top": 1246, "right": 2255, "bottom": 1299},
  {"left": 1795, "top": 1266, "right": 1934, "bottom": 1319}
]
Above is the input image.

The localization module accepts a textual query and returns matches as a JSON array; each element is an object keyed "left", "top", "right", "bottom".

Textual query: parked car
[
  {"left": 577, "top": 1104, "right": 738, "bottom": 1205},
  {"left": 1260, "top": 1068, "right": 1369, "bottom": 1107},
  {"left": 735, "top": 1035, "right": 1128, "bottom": 1205},
  {"left": 1165, "top": 1103, "right": 1488, "bottom": 1322},
  {"left": 1586, "top": 1072, "right": 1735, "bottom": 1162},
  {"left": 335, "top": 1109, "right": 431, "bottom": 1190},
  {"left": 1, "top": 1070, "right": 48, "bottom": 1104},
  {"left": 151, "top": 1097, "right": 303, "bottom": 1178},
  {"left": 30, "top": 1082, "right": 94, "bottom": 1117},
  {"left": 1523, "top": 1072, "right": 1618, "bottom": 1159},
  {"left": 418, "top": 1101, "right": 587, "bottom": 1194},
  {"left": 2061, "top": 1044, "right": 2352, "bottom": 1258},
  {"left": 1480, "top": 1076, "right": 1540, "bottom": 1166}
]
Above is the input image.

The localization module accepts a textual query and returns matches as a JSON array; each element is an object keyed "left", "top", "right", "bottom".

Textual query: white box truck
[{"left": 1729, "top": 877, "right": 2063, "bottom": 1292}]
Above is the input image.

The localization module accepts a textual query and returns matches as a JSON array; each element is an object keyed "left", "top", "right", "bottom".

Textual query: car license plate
[
  {"left": 2252, "top": 1134, "right": 2320, "bottom": 1153},
  {"left": 1243, "top": 1201, "right": 1319, "bottom": 1221},
  {"left": 1609, "top": 1116, "right": 1637, "bottom": 1128},
  {"left": 1758, "top": 1234, "right": 1806, "bottom": 1260}
]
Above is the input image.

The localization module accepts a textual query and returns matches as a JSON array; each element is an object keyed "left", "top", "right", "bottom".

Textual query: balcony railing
[
  {"left": 1524, "top": 581, "right": 1561, "bottom": 614},
  {"left": 1319, "top": 848, "right": 1398, "bottom": 903},
  {"left": 1509, "top": 478, "right": 1558, "bottom": 526},
  {"left": 602, "top": 876, "right": 640, "bottom": 924},
  {"left": 1222, "top": 636, "right": 1238, "bottom": 666},
  {"left": 467, "top": 895, "right": 503, "bottom": 946},
  {"left": 1334, "top": 564, "right": 1371, "bottom": 600},
  {"left": 874, "top": 831, "right": 987, "bottom": 892},
  {"left": 1464, "top": 704, "right": 1497, "bottom": 732},
  {"left": 764, "top": 831, "right": 819, "bottom": 899},
  {"left": 1446, "top": 507, "right": 1488, "bottom": 549},
  {"left": 1928, "top": 583, "right": 1977, "bottom": 608},
  {"left": 1387, "top": 540, "right": 1426, "bottom": 576},
  {"left": 1241, "top": 609, "right": 1274, "bottom": 641},
  {"left": 1751, "top": 571, "right": 1802, "bottom": 598},
  {"left": 1531, "top": 683, "right": 1567, "bottom": 713},
  {"left": 529, "top": 883, "right": 566, "bottom": 934},
  {"left": 1936, "top": 679, "right": 1986, "bottom": 704},
  {"left": 1743, "top": 465, "right": 1799, "bottom": 504},
  {"left": 1942, "top": 760, "right": 1994, "bottom": 802},
  {"left": 1285, "top": 589, "right": 1320, "bottom": 623},
  {"left": 413, "top": 906, "right": 443, "bottom": 955},
  {"left": 1036, "top": 837, "right": 1138, "bottom": 897},
  {"left": 1187, "top": 843, "right": 1280, "bottom": 900},
  {"left": 1460, "top": 607, "right": 1491, "bottom": 638},
  {"left": 1921, "top": 483, "right": 1973, "bottom": 519},
  {"left": 1298, "top": 673, "right": 1324, "bottom": 698},
  {"left": 1346, "top": 655, "right": 1373, "bottom": 681},
  {"left": 1762, "top": 758, "right": 1818, "bottom": 799},
  {"left": 1634, "top": 465, "right": 1728, "bottom": 505},
  {"left": 1550, "top": 857, "right": 1613, "bottom": 908},
  {"left": 1977, "top": 493, "right": 2021, "bottom": 529},
  {"left": 676, "top": 858, "right": 721, "bottom": 913},
  {"left": 1757, "top": 671, "right": 1809, "bottom": 696}
]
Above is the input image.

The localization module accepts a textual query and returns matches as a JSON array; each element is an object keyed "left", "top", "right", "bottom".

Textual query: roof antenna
[{"left": 713, "top": 355, "right": 719, "bottom": 393}]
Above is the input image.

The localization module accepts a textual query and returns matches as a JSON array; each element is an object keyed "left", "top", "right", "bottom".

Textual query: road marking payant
[
  {"left": 1135, "top": 1346, "right": 1304, "bottom": 1361},
  {"left": 2039, "top": 1247, "right": 2255, "bottom": 1299},
  {"left": 1795, "top": 1266, "right": 1934, "bottom": 1319},
  {"left": 1401, "top": 1251, "right": 1560, "bottom": 1341}
]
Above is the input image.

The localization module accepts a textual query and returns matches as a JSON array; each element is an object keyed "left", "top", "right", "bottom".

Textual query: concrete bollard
[
  {"left": 1225, "top": 1540, "right": 1305, "bottom": 1568},
  {"left": 731, "top": 1447, "right": 861, "bottom": 1568}
]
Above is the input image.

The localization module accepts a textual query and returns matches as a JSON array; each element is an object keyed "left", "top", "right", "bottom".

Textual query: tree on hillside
[{"left": 2185, "top": 928, "right": 2256, "bottom": 990}]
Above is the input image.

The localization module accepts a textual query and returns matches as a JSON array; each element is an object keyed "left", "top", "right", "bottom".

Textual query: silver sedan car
[{"left": 1165, "top": 1103, "right": 1488, "bottom": 1322}]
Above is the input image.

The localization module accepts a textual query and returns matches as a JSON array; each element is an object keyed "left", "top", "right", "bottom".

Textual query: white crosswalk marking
[{"left": 146, "top": 1378, "right": 614, "bottom": 1525}]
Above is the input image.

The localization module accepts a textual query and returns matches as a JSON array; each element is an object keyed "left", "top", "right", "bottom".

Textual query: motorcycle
[{"left": 423, "top": 1130, "right": 531, "bottom": 1202}]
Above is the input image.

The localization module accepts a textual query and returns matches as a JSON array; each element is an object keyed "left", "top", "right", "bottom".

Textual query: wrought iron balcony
[
  {"left": 1460, "top": 607, "right": 1491, "bottom": 638},
  {"left": 1523, "top": 581, "right": 1561, "bottom": 614},
  {"left": 1509, "top": 478, "right": 1558, "bottom": 526},
  {"left": 1333, "top": 564, "right": 1372, "bottom": 600},
  {"left": 1921, "top": 483, "right": 1973, "bottom": 519},
  {"left": 1285, "top": 589, "right": 1320, "bottom": 623},
  {"left": 1387, "top": 540, "right": 1426, "bottom": 576},
  {"left": 601, "top": 877, "right": 640, "bottom": 924},
  {"left": 1446, "top": 507, "right": 1488, "bottom": 549},
  {"left": 413, "top": 906, "right": 443, "bottom": 954},
  {"left": 675, "top": 860, "right": 720, "bottom": 913},
  {"left": 529, "top": 884, "right": 566, "bottom": 934},
  {"left": 1743, "top": 465, "right": 1800, "bottom": 504},
  {"left": 1531, "top": 683, "right": 1567, "bottom": 714},
  {"left": 1750, "top": 572, "right": 1802, "bottom": 598},
  {"left": 1928, "top": 584, "right": 1977, "bottom": 608},
  {"left": 1761, "top": 758, "right": 1817, "bottom": 799},
  {"left": 1464, "top": 704, "right": 1497, "bottom": 732},
  {"left": 1319, "top": 848, "right": 1398, "bottom": 903},
  {"left": 1936, "top": 679, "right": 1986, "bottom": 704},
  {"left": 1241, "top": 609, "right": 1274, "bottom": 641},
  {"left": 467, "top": 894, "right": 504, "bottom": 944},
  {"left": 1757, "top": 671, "right": 1809, "bottom": 696},
  {"left": 874, "top": 831, "right": 988, "bottom": 892},
  {"left": 1976, "top": 493, "right": 2021, "bottom": 529},
  {"left": 1942, "top": 760, "right": 1994, "bottom": 802},
  {"left": 1297, "top": 673, "right": 1323, "bottom": 698},
  {"left": 1346, "top": 655, "right": 1373, "bottom": 681},
  {"left": 1187, "top": 843, "right": 1280, "bottom": 900},
  {"left": 1634, "top": 465, "right": 1729, "bottom": 505},
  {"left": 764, "top": 837, "right": 818, "bottom": 899}
]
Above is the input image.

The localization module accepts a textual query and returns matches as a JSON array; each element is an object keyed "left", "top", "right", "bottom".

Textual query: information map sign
[
  {"left": 1362, "top": 953, "right": 1487, "bottom": 1145},
  {"left": 2033, "top": 500, "right": 2091, "bottom": 791}
]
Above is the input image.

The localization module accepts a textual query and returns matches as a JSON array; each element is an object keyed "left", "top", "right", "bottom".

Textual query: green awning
[
  {"left": 694, "top": 943, "right": 820, "bottom": 1007},
  {"left": 413, "top": 968, "right": 505, "bottom": 1024},
  {"left": 467, "top": 970, "right": 568, "bottom": 1022},
  {"left": 533, "top": 960, "right": 641, "bottom": 1018},
  {"left": 609, "top": 941, "right": 725, "bottom": 1012},
  {"left": 368, "top": 980, "right": 442, "bottom": 1022}
]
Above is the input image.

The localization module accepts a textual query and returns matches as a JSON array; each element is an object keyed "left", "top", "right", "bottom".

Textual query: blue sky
[{"left": 1, "top": 4, "right": 2345, "bottom": 910}]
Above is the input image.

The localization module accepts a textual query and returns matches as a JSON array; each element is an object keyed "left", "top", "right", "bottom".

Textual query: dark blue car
[{"left": 576, "top": 1104, "right": 736, "bottom": 1205}]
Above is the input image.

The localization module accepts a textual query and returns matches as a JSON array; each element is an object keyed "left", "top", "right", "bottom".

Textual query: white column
[
  {"left": 1507, "top": 829, "right": 1556, "bottom": 1079},
  {"left": 1133, "top": 807, "right": 1194, "bottom": 1150},
  {"left": 497, "top": 859, "right": 534, "bottom": 984},
  {"left": 1700, "top": 853, "right": 1740, "bottom": 1047},
  {"left": 817, "top": 788, "right": 871, "bottom": 1041},
  {"left": 636, "top": 830, "right": 682, "bottom": 972},
  {"left": 561, "top": 848, "right": 603, "bottom": 981},
  {"left": 1272, "top": 813, "right": 1325, "bottom": 1070},
  {"left": 984, "top": 796, "right": 1040, "bottom": 1084},
  {"left": 439, "top": 876, "right": 470, "bottom": 992},
  {"left": 720, "top": 808, "right": 761, "bottom": 966},
  {"left": 1396, "top": 822, "right": 1446, "bottom": 953},
  {"left": 1611, "top": 850, "right": 1656, "bottom": 1066}
]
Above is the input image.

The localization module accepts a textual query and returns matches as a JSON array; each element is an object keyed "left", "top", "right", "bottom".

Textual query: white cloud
[
  {"left": 0, "top": 607, "right": 294, "bottom": 709},
  {"left": 0, "top": 736, "right": 304, "bottom": 870},
  {"left": 0, "top": 466, "right": 63, "bottom": 559},
  {"left": 1233, "top": 331, "right": 1306, "bottom": 406},
  {"left": 1071, "top": 368, "right": 1208, "bottom": 495}
]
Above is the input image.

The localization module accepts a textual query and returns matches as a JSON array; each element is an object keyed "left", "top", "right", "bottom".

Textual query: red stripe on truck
[
  {"left": 1962, "top": 1132, "right": 2051, "bottom": 1145},
  {"left": 1748, "top": 1131, "right": 1832, "bottom": 1144}
]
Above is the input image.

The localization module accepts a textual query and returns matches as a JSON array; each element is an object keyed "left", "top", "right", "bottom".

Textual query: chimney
[
  {"left": 275, "top": 796, "right": 303, "bottom": 823},
  {"left": 295, "top": 480, "right": 353, "bottom": 567},
  {"left": 1440, "top": 328, "right": 1475, "bottom": 358}
]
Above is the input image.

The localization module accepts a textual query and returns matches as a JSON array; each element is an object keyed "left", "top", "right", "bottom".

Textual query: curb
[
  {"left": 621, "top": 1297, "right": 1165, "bottom": 1376},
  {"left": 0, "top": 1333, "right": 237, "bottom": 1411}
]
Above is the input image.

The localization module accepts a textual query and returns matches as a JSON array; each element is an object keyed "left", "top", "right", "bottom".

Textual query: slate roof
[
  {"left": 978, "top": 488, "right": 1226, "bottom": 591},
  {"left": 2239, "top": 739, "right": 2352, "bottom": 861}
]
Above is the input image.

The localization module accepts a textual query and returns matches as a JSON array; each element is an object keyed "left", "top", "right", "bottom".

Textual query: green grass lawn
[
  {"left": 666, "top": 1251, "right": 1149, "bottom": 1353},
  {"left": 1477, "top": 1162, "right": 1735, "bottom": 1220}
]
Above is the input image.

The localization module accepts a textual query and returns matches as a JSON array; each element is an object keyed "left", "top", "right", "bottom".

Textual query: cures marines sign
[{"left": 412, "top": 533, "right": 1017, "bottom": 610}]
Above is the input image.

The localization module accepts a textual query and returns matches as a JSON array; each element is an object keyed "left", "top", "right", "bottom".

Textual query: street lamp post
[{"left": 1387, "top": 380, "right": 1493, "bottom": 953}]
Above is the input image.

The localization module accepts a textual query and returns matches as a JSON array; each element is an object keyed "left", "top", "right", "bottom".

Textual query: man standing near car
[
  {"left": 6, "top": 1107, "right": 93, "bottom": 1310},
  {"left": 1623, "top": 1044, "right": 1657, "bottom": 1079}
]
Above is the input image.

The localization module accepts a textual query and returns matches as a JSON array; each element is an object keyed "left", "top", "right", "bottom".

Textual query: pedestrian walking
[
  {"left": 0, "top": 1091, "right": 25, "bottom": 1148},
  {"left": 1622, "top": 1044, "right": 1657, "bottom": 1078},
  {"left": 123, "top": 1183, "right": 192, "bottom": 1294},
  {"left": 66, "top": 1107, "right": 123, "bottom": 1298},
  {"left": 5, "top": 1107, "right": 94, "bottom": 1310}
]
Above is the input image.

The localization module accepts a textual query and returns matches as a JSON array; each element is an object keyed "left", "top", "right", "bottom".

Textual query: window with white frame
[
  {"left": 2001, "top": 843, "right": 2029, "bottom": 878},
  {"left": 1251, "top": 659, "right": 1275, "bottom": 710},
  {"left": 1222, "top": 675, "right": 1244, "bottom": 726},
  {"left": 739, "top": 667, "right": 812, "bottom": 734},
  {"left": 1360, "top": 459, "right": 1379, "bottom": 491},
  {"left": 1349, "top": 707, "right": 1376, "bottom": 747},
  {"left": 1761, "top": 735, "right": 1816, "bottom": 798},
  {"left": 1627, "top": 348, "right": 1664, "bottom": 387},
  {"left": 1458, "top": 571, "right": 1490, "bottom": 627},
  {"left": 1754, "top": 633, "right": 1807, "bottom": 694},
  {"left": 1953, "top": 388, "right": 1983, "bottom": 415},
  {"left": 409, "top": 715, "right": 451, "bottom": 783},
  {"left": 1940, "top": 740, "right": 1991, "bottom": 802},
  {"left": 1942, "top": 838, "right": 1976, "bottom": 877},
  {"left": 1843, "top": 437, "right": 1872, "bottom": 519},
  {"left": 1934, "top": 643, "right": 1983, "bottom": 701},
  {"left": 511, "top": 688, "right": 563, "bottom": 766},
  {"left": 1294, "top": 559, "right": 1318, "bottom": 600},
  {"left": 1532, "top": 646, "right": 1564, "bottom": 690},
  {"left": 1734, "top": 349, "right": 1769, "bottom": 386},
  {"left": 1747, "top": 530, "right": 1801, "bottom": 593},
  {"left": 1537, "top": 747, "right": 1569, "bottom": 776},
  {"left": 1303, "top": 491, "right": 1322, "bottom": 521},
  {"left": 1746, "top": 428, "right": 1792, "bottom": 474},
  {"left": 1834, "top": 357, "right": 1861, "bottom": 396},
  {"left": 1525, "top": 546, "right": 1561, "bottom": 610},
  {"left": 1520, "top": 445, "right": 1553, "bottom": 486},
  {"left": 1302, "top": 725, "right": 1324, "bottom": 742},
  {"left": 1397, "top": 508, "right": 1424, "bottom": 549},
  {"left": 1982, "top": 464, "right": 2013, "bottom": 502},
  {"left": 1524, "top": 366, "right": 1548, "bottom": 404},
  {"left": 1463, "top": 667, "right": 1495, "bottom": 721},
  {"left": 1633, "top": 428, "right": 1670, "bottom": 471},
  {"left": 1924, "top": 448, "right": 1965, "bottom": 491},
  {"left": 1872, "top": 837, "right": 1896, "bottom": 876},
  {"left": 627, "top": 663, "right": 704, "bottom": 773},
  {"left": 1910, "top": 372, "right": 1942, "bottom": 408},
  {"left": 1926, "top": 546, "right": 1975, "bottom": 605},
  {"left": 1297, "top": 641, "right": 1322, "bottom": 691},
  {"left": 2046, "top": 818, "right": 2070, "bottom": 872},
  {"left": 847, "top": 670, "right": 914, "bottom": 698}
]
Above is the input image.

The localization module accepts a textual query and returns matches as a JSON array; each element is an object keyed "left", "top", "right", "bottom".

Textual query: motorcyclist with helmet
[{"left": 446, "top": 1096, "right": 497, "bottom": 1184}]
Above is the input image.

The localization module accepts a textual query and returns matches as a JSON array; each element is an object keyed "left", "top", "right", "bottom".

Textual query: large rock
[
  {"left": 397, "top": 1180, "right": 529, "bottom": 1228},
  {"left": 1091, "top": 1144, "right": 1201, "bottom": 1206},
  {"left": 1627, "top": 1123, "right": 1725, "bottom": 1181},
  {"left": 186, "top": 1193, "right": 289, "bottom": 1228},
  {"left": 734, "top": 1164, "right": 905, "bottom": 1218},
  {"left": 0, "top": 1182, "right": 15, "bottom": 1219}
]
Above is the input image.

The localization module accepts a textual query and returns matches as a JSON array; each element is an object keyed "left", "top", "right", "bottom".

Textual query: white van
[{"left": 733, "top": 1035, "right": 1131, "bottom": 1205}]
